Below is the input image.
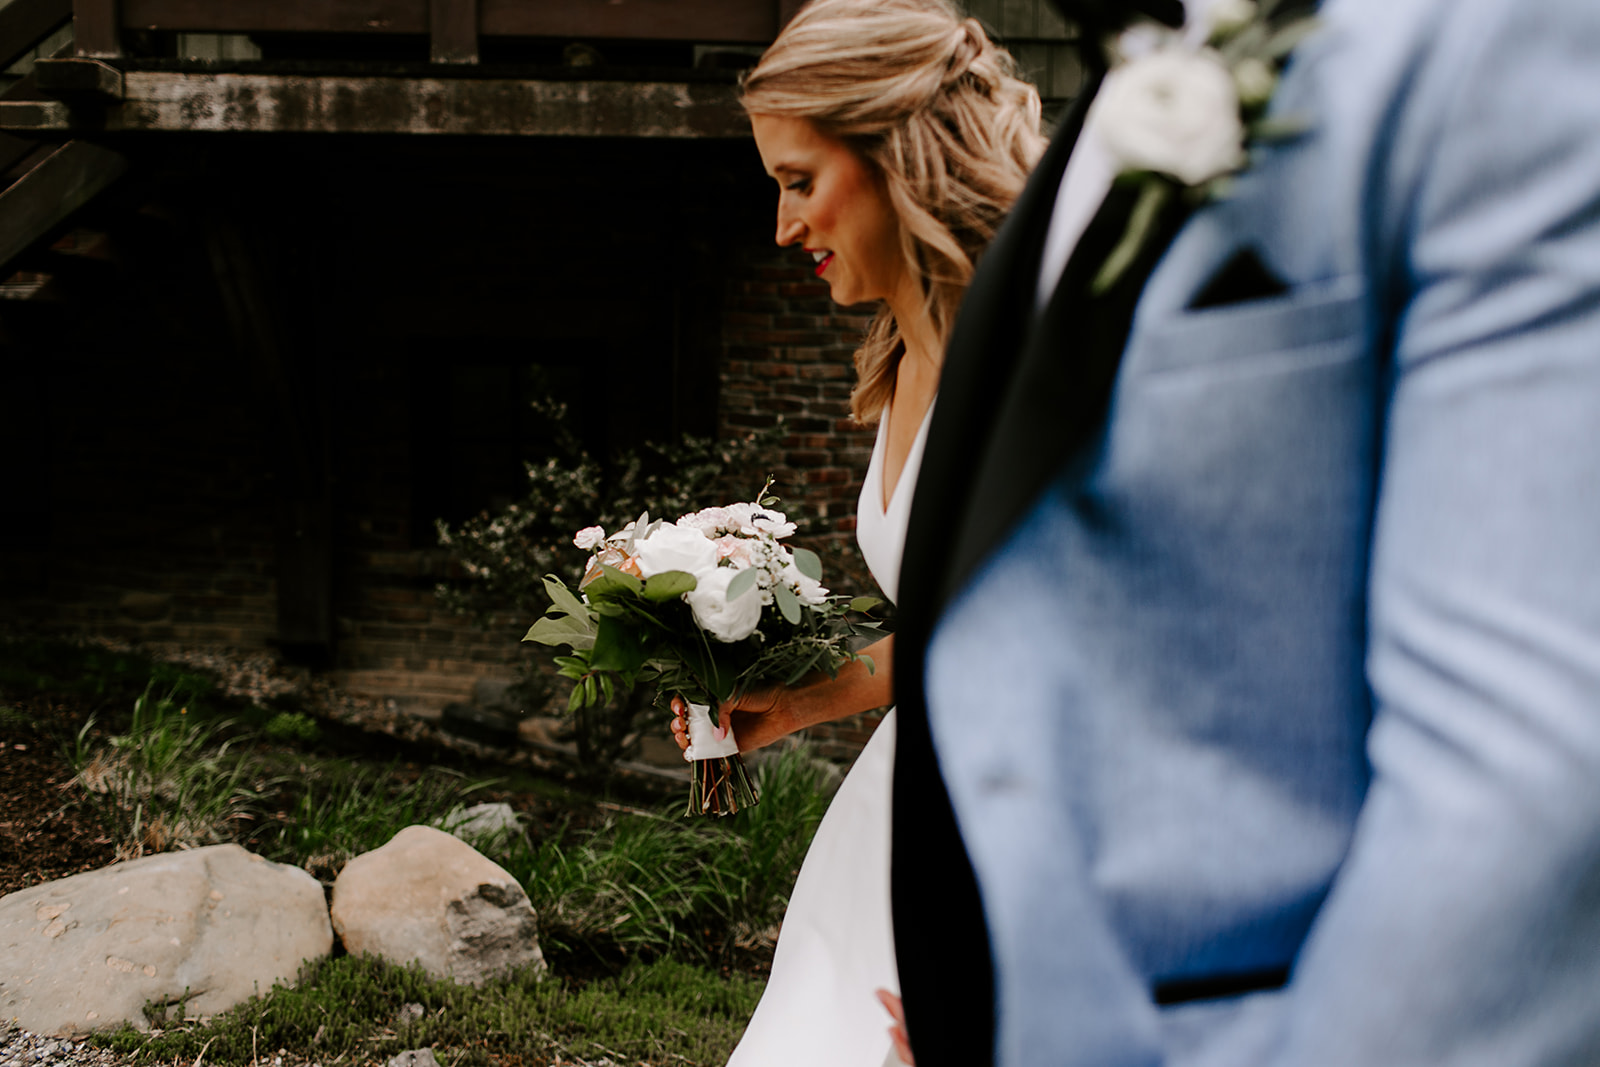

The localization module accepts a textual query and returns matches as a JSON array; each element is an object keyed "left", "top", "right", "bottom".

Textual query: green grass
[
  {"left": 254, "top": 762, "right": 499, "bottom": 884},
  {"left": 99, "top": 953, "right": 764, "bottom": 1067},
  {"left": 68, "top": 681, "right": 277, "bottom": 858}
]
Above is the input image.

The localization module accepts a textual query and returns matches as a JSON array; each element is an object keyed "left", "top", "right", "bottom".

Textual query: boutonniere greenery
[{"left": 1090, "top": 0, "right": 1319, "bottom": 293}]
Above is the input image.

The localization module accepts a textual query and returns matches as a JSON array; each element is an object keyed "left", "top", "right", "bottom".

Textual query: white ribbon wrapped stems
[{"left": 683, "top": 701, "right": 740, "bottom": 761}]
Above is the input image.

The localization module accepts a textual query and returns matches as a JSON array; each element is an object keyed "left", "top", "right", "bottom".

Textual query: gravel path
[{"left": 0, "top": 1027, "right": 126, "bottom": 1067}]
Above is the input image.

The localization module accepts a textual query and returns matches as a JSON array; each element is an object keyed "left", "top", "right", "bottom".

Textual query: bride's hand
[
  {"left": 668, "top": 688, "right": 792, "bottom": 754},
  {"left": 876, "top": 989, "right": 914, "bottom": 1065}
]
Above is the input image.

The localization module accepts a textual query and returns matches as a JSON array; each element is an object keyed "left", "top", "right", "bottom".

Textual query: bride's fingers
[{"left": 875, "top": 989, "right": 913, "bottom": 1065}]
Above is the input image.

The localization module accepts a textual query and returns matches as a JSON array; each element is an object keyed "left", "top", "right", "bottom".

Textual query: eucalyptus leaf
[
  {"left": 791, "top": 546, "right": 823, "bottom": 581},
  {"left": 643, "top": 570, "right": 699, "bottom": 602},
  {"left": 726, "top": 566, "right": 760, "bottom": 602},
  {"left": 847, "top": 595, "right": 884, "bottom": 614},
  {"left": 774, "top": 584, "right": 801, "bottom": 625}
]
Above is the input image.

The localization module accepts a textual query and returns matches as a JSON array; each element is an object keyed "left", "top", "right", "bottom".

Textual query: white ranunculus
[
  {"left": 633, "top": 522, "right": 718, "bottom": 579},
  {"left": 573, "top": 525, "right": 606, "bottom": 551},
  {"left": 685, "top": 566, "right": 763, "bottom": 643},
  {"left": 781, "top": 562, "right": 829, "bottom": 606},
  {"left": 1094, "top": 47, "right": 1245, "bottom": 187}
]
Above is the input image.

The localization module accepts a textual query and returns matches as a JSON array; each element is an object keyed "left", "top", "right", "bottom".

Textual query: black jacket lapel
[{"left": 889, "top": 78, "right": 1102, "bottom": 1067}]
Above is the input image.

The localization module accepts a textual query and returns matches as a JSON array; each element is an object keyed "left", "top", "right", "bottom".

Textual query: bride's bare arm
[{"left": 670, "top": 635, "right": 895, "bottom": 753}]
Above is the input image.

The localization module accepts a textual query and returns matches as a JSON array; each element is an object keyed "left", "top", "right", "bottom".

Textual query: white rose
[
  {"left": 781, "top": 562, "right": 829, "bottom": 606},
  {"left": 573, "top": 525, "right": 606, "bottom": 551},
  {"left": 1093, "top": 47, "right": 1245, "bottom": 186},
  {"left": 685, "top": 566, "right": 763, "bottom": 642},
  {"left": 633, "top": 522, "right": 718, "bottom": 579}
]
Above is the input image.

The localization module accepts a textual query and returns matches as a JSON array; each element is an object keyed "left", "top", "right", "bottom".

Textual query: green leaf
[
  {"left": 522, "top": 614, "right": 597, "bottom": 651},
  {"left": 857, "top": 653, "right": 876, "bottom": 676},
  {"left": 1264, "top": 16, "right": 1320, "bottom": 60},
  {"left": 585, "top": 563, "right": 643, "bottom": 599},
  {"left": 726, "top": 566, "right": 760, "bottom": 602},
  {"left": 590, "top": 614, "right": 648, "bottom": 674},
  {"left": 847, "top": 595, "right": 884, "bottom": 614},
  {"left": 774, "top": 584, "right": 801, "bottom": 625},
  {"left": 642, "top": 570, "right": 699, "bottom": 602},
  {"left": 541, "top": 574, "right": 589, "bottom": 621},
  {"left": 791, "top": 546, "right": 823, "bottom": 581}
]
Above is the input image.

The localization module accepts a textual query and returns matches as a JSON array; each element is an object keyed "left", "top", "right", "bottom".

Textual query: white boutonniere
[{"left": 1090, "top": 0, "right": 1319, "bottom": 293}]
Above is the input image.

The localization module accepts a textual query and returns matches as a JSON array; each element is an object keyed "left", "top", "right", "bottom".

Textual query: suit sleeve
[{"left": 1273, "top": 0, "right": 1600, "bottom": 1062}]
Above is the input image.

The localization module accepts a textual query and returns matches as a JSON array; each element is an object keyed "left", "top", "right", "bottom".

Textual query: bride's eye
[{"left": 785, "top": 176, "right": 812, "bottom": 194}]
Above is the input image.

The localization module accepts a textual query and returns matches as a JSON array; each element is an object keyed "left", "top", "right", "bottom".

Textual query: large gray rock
[
  {"left": 0, "top": 845, "right": 332, "bottom": 1037},
  {"left": 330, "top": 825, "right": 543, "bottom": 986}
]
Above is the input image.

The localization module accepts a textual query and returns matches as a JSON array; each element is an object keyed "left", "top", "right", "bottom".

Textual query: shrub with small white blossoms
[{"left": 525, "top": 482, "right": 883, "bottom": 816}]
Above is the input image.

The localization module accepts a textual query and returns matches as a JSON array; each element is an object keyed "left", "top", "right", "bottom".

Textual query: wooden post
[
  {"left": 72, "top": 0, "right": 121, "bottom": 58},
  {"left": 430, "top": 0, "right": 478, "bottom": 64}
]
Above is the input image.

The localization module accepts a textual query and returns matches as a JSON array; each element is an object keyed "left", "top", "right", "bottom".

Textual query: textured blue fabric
[{"left": 924, "top": 0, "right": 1600, "bottom": 1063}]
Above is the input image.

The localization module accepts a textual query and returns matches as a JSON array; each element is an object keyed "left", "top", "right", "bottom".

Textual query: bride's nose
[{"left": 775, "top": 204, "right": 804, "bottom": 247}]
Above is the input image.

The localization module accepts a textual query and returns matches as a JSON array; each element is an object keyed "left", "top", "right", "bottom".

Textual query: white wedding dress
[{"left": 727, "top": 401, "right": 934, "bottom": 1067}]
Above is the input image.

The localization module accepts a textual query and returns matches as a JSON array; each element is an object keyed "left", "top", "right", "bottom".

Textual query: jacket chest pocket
[{"left": 1127, "top": 273, "right": 1368, "bottom": 379}]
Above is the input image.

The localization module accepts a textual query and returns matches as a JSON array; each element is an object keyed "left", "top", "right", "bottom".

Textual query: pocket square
[{"left": 1187, "top": 246, "right": 1290, "bottom": 310}]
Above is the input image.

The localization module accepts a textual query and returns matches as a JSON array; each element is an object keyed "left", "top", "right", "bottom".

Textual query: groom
[{"left": 889, "top": 0, "right": 1600, "bottom": 1064}]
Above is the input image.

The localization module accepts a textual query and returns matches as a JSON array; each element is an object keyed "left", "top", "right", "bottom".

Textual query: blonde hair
[{"left": 741, "top": 0, "right": 1046, "bottom": 423}]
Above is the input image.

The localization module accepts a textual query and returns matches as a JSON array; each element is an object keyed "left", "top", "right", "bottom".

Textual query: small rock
[
  {"left": 434, "top": 803, "right": 523, "bottom": 850},
  {"left": 387, "top": 1050, "right": 441, "bottom": 1067},
  {"left": 0, "top": 845, "right": 333, "bottom": 1037},
  {"left": 330, "top": 826, "right": 543, "bottom": 986},
  {"left": 397, "top": 1002, "right": 425, "bottom": 1023}
]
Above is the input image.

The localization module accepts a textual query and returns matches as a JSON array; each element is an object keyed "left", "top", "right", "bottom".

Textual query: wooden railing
[{"left": 69, "top": 0, "right": 808, "bottom": 61}]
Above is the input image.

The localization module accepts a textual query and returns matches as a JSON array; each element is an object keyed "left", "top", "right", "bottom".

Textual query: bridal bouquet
[{"left": 523, "top": 484, "right": 882, "bottom": 816}]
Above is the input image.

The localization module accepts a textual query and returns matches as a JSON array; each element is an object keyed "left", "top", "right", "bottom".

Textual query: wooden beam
[
  {"left": 114, "top": 0, "right": 779, "bottom": 41},
  {"left": 0, "top": 0, "right": 73, "bottom": 73},
  {"left": 0, "top": 139, "right": 127, "bottom": 272},
  {"left": 73, "top": 0, "right": 122, "bottom": 58},
  {"left": 34, "top": 57, "right": 125, "bottom": 100},
  {"left": 430, "top": 0, "right": 478, "bottom": 64},
  {"left": 119, "top": 0, "right": 425, "bottom": 34},
  {"left": 480, "top": 0, "right": 777, "bottom": 41},
  {"left": 0, "top": 73, "right": 750, "bottom": 138}
]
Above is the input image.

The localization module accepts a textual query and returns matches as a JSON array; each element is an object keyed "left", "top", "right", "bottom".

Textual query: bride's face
[{"left": 751, "top": 113, "right": 907, "bottom": 309}]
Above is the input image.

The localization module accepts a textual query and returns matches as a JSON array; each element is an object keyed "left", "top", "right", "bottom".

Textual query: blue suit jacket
[{"left": 892, "top": 0, "right": 1600, "bottom": 1063}]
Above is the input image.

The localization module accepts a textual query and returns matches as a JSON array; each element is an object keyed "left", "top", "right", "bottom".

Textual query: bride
[{"left": 672, "top": 1, "right": 1044, "bottom": 1063}]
